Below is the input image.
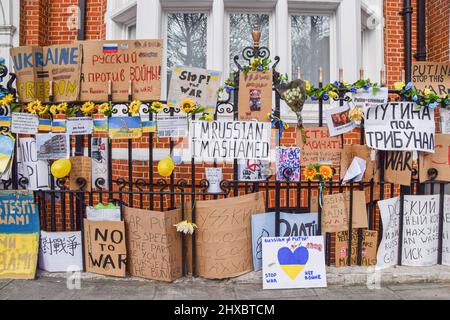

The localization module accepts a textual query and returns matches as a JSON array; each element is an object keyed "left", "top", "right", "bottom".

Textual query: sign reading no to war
[
  {"left": 364, "top": 102, "right": 435, "bottom": 152},
  {"left": 189, "top": 121, "right": 271, "bottom": 161}
]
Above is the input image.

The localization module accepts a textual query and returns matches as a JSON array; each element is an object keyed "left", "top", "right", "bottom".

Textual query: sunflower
[
  {"left": 97, "top": 102, "right": 111, "bottom": 115},
  {"left": 319, "top": 165, "right": 333, "bottom": 180},
  {"left": 56, "top": 102, "right": 68, "bottom": 114},
  {"left": 180, "top": 98, "right": 196, "bottom": 114},
  {"left": 81, "top": 101, "right": 95, "bottom": 116},
  {"left": 0, "top": 94, "right": 14, "bottom": 106},
  {"left": 394, "top": 82, "right": 405, "bottom": 91},
  {"left": 49, "top": 105, "right": 58, "bottom": 116},
  {"left": 129, "top": 100, "right": 142, "bottom": 116},
  {"left": 38, "top": 104, "right": 50, "bottom": 116},
  {"left": 201, "top": 113, "right": 213, "bottom": 121},
  {"left": 150, "top": 101, "right": 163, "bottom": 113},
  {"left": 303, "top": 166, "right": 317, "bottom": 181},
  {"left": 27, "top": 100, "right": 42, "bottom": 114}
]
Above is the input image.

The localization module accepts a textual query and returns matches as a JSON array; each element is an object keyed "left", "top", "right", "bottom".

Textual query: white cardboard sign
[
  {"left": 11, "top": 112, "right": 39, "bottom": 134},
  {"left": 39, "top": 231, "right": 83, "bottom": 272},
  {"left": 67, "top": 117, "right": 93, "bottom": 135}
]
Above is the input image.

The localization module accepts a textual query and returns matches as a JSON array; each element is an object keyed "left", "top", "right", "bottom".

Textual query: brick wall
[{"left": 426, "top": 0, "right": 450, "bottom": 62}]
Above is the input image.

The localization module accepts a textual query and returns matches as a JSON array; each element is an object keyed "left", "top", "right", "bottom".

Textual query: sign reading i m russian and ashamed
[
  {"left": 190, "top": 121, "right": 271, "bottom": 161},
  {"left": 364, "top": 102, "right": 435, "bottom": 153}
]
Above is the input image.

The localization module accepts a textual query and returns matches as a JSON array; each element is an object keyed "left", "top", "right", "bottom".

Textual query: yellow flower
[
  {"left": 203, "top": 113, "right": 213, "bottom": 121},
  {"left": 304, "top": 80, "right": 311, "bottom": 91},
  {"left": 0, "top": 94, "right": 14, "bottom": 106},
  {"left": 56, "top": 102, "right": 68, "bottom": 114},
  {"left": 38, "top": 104, "right": 50, "bottom": 116},
  {"left": 349, "top": 107, "right": 364, "bottom": 122},
  {"left": 319, "top": 165, "right": 333, "bottom": 180},
  {"left": 150, "top": 101, "right": 163, "bottom": 113},
  {"left": 129, "top": 100, "right": 142, "bottom": 116},
  {"left": 394, "top": 82, "right": 405, "bottom": 91},
  {"left": 423, "top": 88, "right": 432, "bottom": 96},
  {"left": 303, "top": 166, "right": 317, "bottom": 181},
  {"left": 328, "top": 91, "right": 339, "bottom": 99},
  {"left": 27, "top": 100, "right": 41, "bottom": 114},
  {"left": 49, "top": 105, "right": 58, "bottom": 116},
  {"left": 174, "top": 220, "right": 197, "bottom": 235},
  {"left": 97, "top": 103, "right": 110, "bottom": 115},
  {"left": 180, "top": 98, "right": 196, "bottom": 114},
  {"left": 81, "top": 101, "right": 95, "bottom": 116}
]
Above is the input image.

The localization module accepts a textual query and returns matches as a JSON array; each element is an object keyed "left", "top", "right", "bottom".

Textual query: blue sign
[{"left": 0, "top": 191, "right": 40, "bottom": 234}]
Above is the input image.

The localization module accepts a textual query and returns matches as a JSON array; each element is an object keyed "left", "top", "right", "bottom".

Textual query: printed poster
[
  {"left": 39, "top": 231, "right": 83, "bottom": 272},
  {"left": 11, "top": 112, "right": 39, "bottom": 135},
  {"left": 262, "top": 236, "right": 327, "bottom": 289},
  {"left": 91, "top": 137, "right": 109, "bottom": 190},
  {"left": 86, "top": 206, "right": 121, "bottom": 222},
  {"left": 66, "top": 117, "right": 94, "bottom": 135},
  {"left": 108, "top": 116, "right": 142, "bottom": 139},
  {"left": 324, "top": 105, "right": 356, "bottom": 137},
  {"left": 205, "top": 167, "right": 222, "bottom": 194},
  {"left": 36, "top": 133, "right": 69, "bottom": 160},
  {"left": 0, "top": 134, "right": 15, "bottom": 174},
  {"left": 238, "top": 159, "right": 271, "bottom": 181},
  {"left": 238, "top": 70, "right": 273, "bottom": 122},
  {"left": 156, "top": 114, "right": 188, "bottom": 138},
  {"left": 350, "top": 87, "right": 389, "bottom": 108},
  {"left": 275, "top": 147, "right": 301, "bottom": 181}
]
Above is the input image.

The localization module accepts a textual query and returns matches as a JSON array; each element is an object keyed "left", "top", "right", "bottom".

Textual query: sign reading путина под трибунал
[{"left": 364, "top": 102, "right": 435, "bottom": 153}]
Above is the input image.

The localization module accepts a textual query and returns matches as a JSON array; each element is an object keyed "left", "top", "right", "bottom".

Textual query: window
[
  {"left": 228, "top": 13, "right": 270, "bottom": 73},
  {"left": 127, "top": 24, "right": 136, "bottom": 40},
  {"left": 290, "top": 15, "right": 331, "bottom": 85}
]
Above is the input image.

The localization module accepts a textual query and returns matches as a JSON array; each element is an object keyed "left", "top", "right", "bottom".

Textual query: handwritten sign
[
  {"left": 91, "top": 137, "right": 109, "bottom": 190},
  {"left": 0, "top": 233, "right": 39, "bottom": 279},
  {"left": 419, "top": 134, "right": 450, "bottom": 182},
  {"left": 84, "top": 219, "right": 127, "bottom": 277},
  {"left": 10, "top": 44, "right": 82, "bottom": 103},
  {"left": 205, "top": 167, "right": 222, "bottom": 194},
  {"left": 67, "top": 117, "right": 93, "bottom": 135},
  {"left": 262, "top": 236, "right": 327, "bottom": 289},
  {"left": 279, "top": 213, "right": 318, "bottom": 237},
  {"left": 11, "top": 112, "right": 39, "bottom": 134},
  {"left": 195, "top": 192, "right": 265, "bottom": 279},
  {"left": 412, "top": 62, "right": 450, "bottom": 96},
  {"left": 335, "top": 229, "right": 378, "bottom": 267},
  {"left": 443, "top": 195, "right": 450, "bottom": 266},
  {"left": 80, "top": 39, "right": 163, "bottom": 101},
  {"left": 0, "top": 191, "right": 39, "bottom": 234},
  {"left": 384, "top": 151, "right": 412, "bottom": 186},
  {"left": 238, "top": 70, "right": 273, "bottom": 122},
  {"left": 18, "top": 137, "right": 50, "bottom": 190},
  {"left": 376, "top": 197, "right": 400, "bottom": 268},
  {"left": 364, "top": 102, "right": 435, "bottom": 152},
  {"left": 167, "top": 66, "right": 221, "bottom": 111},
  {"left": 69, "top": 156, "right": 92, "bottom": 191},
  {"left": 39, "top": 231, "right": 83, "bottom": 272},
  {"left": 123, "top": 206, "right": 182, "bottom": 282},
  {"left": 190, "top": 121, "right": 271, "bottom": 161}
]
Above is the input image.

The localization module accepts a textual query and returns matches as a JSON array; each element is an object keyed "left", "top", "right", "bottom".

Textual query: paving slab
[
  {"left": 0, "top": 278, "right": 77, "bottom": 300},
  {"left": 234, "top": 284, "right": 318, "bottom": 300},
  {"left": 154, "top": 284, "right": 237, "bottom": 300},
  {"left": 314, "top": 286, "right": 402, "bottom": 300}
]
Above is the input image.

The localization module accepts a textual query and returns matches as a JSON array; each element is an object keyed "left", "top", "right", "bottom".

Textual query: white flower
[{"left": 174, "top": 220, "right": 198, "bottom": 235}]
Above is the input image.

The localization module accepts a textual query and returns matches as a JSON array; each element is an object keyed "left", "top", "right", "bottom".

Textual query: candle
[
  {"left": 49, "top": 80, "right": 53, "bottom": 97},
  {"left": 296, "top": 67, "right": 301, "bottom": 80},
  {"left": 360, "top": 69, "right": 364, "bottom": 80},
  {"left": 108, "top": 80, "right": 112, "bottom": 95},
  {"left": 319, "top": 67, "right": 323, "bottom": 83},
  {"left": 339, "top": 68, "right": 344, "bottom": 83},
  {"left": 128, "top": 80, "right": 132, "bottom": 95},
  {"left": 380, "top": 69, "right": 385, "bottom": 86}
]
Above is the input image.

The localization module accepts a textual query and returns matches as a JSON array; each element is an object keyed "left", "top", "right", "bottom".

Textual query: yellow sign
[{"left": 0, "top": 233, "right": 39, "bottom": 279}]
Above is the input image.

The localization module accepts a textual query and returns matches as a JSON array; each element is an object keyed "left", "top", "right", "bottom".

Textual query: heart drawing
[{"left": 277, "top": 246, "right": 309, "bottom": 280}]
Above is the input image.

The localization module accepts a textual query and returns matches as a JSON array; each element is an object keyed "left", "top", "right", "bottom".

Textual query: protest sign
[
  {"left": 123, "top": 206, "right": 182, "bottom": 282},
  {"left": 11, "top": 112, "right": 39, "bottom": 134},
  {"left": 342, "top": 157, "right": 366, "bottom": 184},
  {"left": 80, "top": 39, "right": 163, "bottom": 101},
  {"left": 276, "top": 147, "right": 301, "bottom": 181},
  {"left": 0, "top": 233, "right": 39, "bottom": 279},
  {"left": 412, "top": 61, "right": 450, "bottom": 96},
  {"left": 364, "top": 102, "right": 435, "bottom": 152},
  {"left": 195, "top": 192, "right": 265, "bottom": 279},
  {"left": 419, "top": 134, "right": 450, "bottom": 182},
  {"left": 384, "top": 151, "right": 412, "bottom": 186},
  {"left": 86, "top": 206, "right": 121, "bottom": 221},
  {"left": 238, "top": 70, "right": 273, "bottom": 122},
  {"left": 18, "top": 137, "right": 50, "bottom": 190},
  {"left": 69, "top": 156, "right": 92, "bottom": 191},
  {"left": 108, "top": 116, "right": 142, "bottom": 139},
  {"left": 205, "top": 167, "right": 222, "bottom": 194},
  {"left": 297, "top": 127, "right": 342, "bottom": 173},
  {"left": 66, "top": 117, "right": 93, "bottom": 135},
  {"left": 279, "top": 213, "right": 318, "bottom": 237},
  {"left": 443, "top": 195, "right": 450, "bottom": 266},
  {"left": 0, "top": 135, "right": 15, "bottom": 174},
  {"left": 156, "top": 114, "right": 187, "bottom": 138},
  {"left": 350, "top": 87, "right": 389, "bottom": 108},
  {"left": 91, "top": 137, "right": 109, "bottom": 190},
  {"left": 190, "top": 121, "right": 271, "bottom": 161},
  {"left": 340, "top": 145, "right": 378, "bottom": 182},
  {"left": 376, "top": 197, "right": 400, "bottom": 268},
  {"left": 324, "top": 105, "right": 356, "bottom": 137},
  {"left": 10, "top": 44, "right": 82, "bottom": 103},
  {"left": 440, "top": 108, "right": 450, "bottom": 134},
  {"left": 36, "top": 133, "right": 69, "bottom": 160},
  {"left": 238, "top": 159, "right": 271, "bottom": 181},
  {"left": 167, "top": 66, "right": 221, "bottom": 111},
  {"left": 39, "top": 231, "right": 83, "bottom": 272},
  {"left": 321, "top": 191, "right": 368, "bottom": 233},
  {"left": 335, "top": 229, "right": 378, "bottom": 267},
  {"left": 262, "top": 236, "right": 327, "bottom": 289},
  {"left": 0, "top": 191, "right": 39, "bottom": 234},
  {"left": 251, "top": 212, "right": 275, "bottom": 271},
  {"left": 84, "top": 219, "right": 127, "bottom": 277}
]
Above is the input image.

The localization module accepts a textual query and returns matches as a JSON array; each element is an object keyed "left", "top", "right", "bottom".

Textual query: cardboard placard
[
  {"left": 0, "top": 191, "right": 39, "bottom": 234},
  {"left": 0, "top": 233, "right": 39, "bottom": 279},
  {"left": 167, "top": 65, "right": 222, "bottom": 111},
  {"left": 189, "top": 121, "right": 271, "bottom": 161},
  {"left": 335, "top": 229, "right": 378, "bottom": 267},
  {"left": 79, "top": 39, "right": 163, "bottom": 101},
  {"left": 384, "top": 151, "right": 412, "bottom": 186},
  {"left": 419, "top": 134, "right": 450, "bottom": 182},
  {"left": 83, "top": 219, "right": 127, "bottom": 277},
  {"left": 340, "top": 144, "right": 378, "bottom": 182},
  {"left": 69, "top": 156, "right": 92, "bottom": 191},
  {"left": 238, "top": 70, "right": 273, "bottom": 122},
  {"left": 123, "top": 206, "right": 182, "bottom": 282},
  {"left": 412, "top": 62, "right": 450, "bottom": 96},
  {"left": 39, "top": 231, "right": 83, "bottom": 272},
  {"left": 10, "top": 44, "right": 82, "bottom": 103},
  {"left": 195, "top": 192, "right": 265, "bottom": 279},
  {"left": 364, "top": 102, "right": 435, "bottom": 152},
  {"left": 321, "top": 191, "right": 368, "bottom": 233},
  {"left": 262, "top": 236, "right": 327, "bottom": 289}
]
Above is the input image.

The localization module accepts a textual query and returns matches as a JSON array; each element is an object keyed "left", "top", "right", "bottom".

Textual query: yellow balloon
[
  {"left": 158, "top": 157, "right": 175, "bottom": 177},
  {"left": 51, "top": 159, "right": 72, "bottom": 179}
]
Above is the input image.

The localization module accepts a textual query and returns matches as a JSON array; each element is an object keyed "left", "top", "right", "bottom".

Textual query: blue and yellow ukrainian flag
[
  {"left": 108, "top": 116, "right": 142, "bottom": 139},
  {"left": 142, "top": 120, "right": 156, "bottom": 133},
  {"left": 52, "top": 120, "right": 66, "bottom": 133},
  {"left": 38, "top": 118, "right": 52, "bottom": 132},
  {"left": 0, "top": 116, "right": 11, "bottom": 128}
]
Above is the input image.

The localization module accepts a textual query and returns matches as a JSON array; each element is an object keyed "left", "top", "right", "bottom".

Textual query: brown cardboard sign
[
  {"left": 69, "top": 156, "right": 92, "bottom": 191},
  {"left": 84, "top": 219, "right": 127, "bottom": 277},
  {"left": 123, "top": 206, "right": 182, "bottom": 282},
  {"left": 238, "top": 70, "right": 273, "bottom": 122},
  {"left": 419, "top": 134, "right": 450, "bottom": 182},
  {"left": 340, "top": 145, "right": 379, "bottom": 182},
  {"left": 322, "top": 191, "right": 368, "bottom": 233},
  {"left": 412, "top": 62, "right": 450, "bottom": 96},
  {"left": 195, "top": 192, "right": 265, "bottom": 279},
  {"left": 10, "top": 44, "right": 82, "bottom": 103},
  {"left": 297, "top": 127, "right": 342, "bottom": 173},
  {"left": 79, "top": 39, "right": 163, "bottom": 101},
  {"left": 384, "top": 151, "right": 412, "bottom": 186},
  {"left": 335, "top": 229, "right": 378, "bottom": 267}
]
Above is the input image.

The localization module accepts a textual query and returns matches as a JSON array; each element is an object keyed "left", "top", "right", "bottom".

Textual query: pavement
[{"left": 0, "top": 266, "right": 450, "bottom": 300}]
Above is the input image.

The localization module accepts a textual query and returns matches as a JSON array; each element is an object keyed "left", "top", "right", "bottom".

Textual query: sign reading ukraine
[{"left": 262, "top": 236, "right": 327, "bottom": 290}]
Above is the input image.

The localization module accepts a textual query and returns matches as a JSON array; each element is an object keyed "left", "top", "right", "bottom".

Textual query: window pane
[
  {"left": 291, "top": 15, "right": 330, "bottom": 85},
  {"left": 229, "top": 14, "right": 269, "bottom": 73}
]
